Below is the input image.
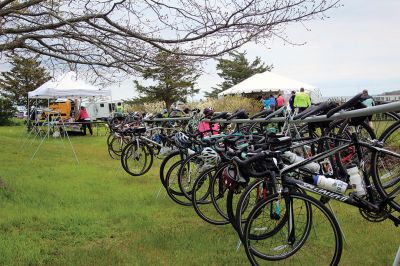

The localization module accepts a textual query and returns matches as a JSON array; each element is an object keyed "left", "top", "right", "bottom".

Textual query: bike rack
[{"left": 143, "top": 101, "right": 400, "bottom": 124}]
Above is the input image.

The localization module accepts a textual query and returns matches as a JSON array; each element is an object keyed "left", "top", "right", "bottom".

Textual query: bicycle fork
[{"left": 283, "top": 189, "right": 296, "bottom": 245}]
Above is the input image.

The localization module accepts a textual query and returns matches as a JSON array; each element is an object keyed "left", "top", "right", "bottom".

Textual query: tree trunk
[{"left": 165, "top": 100, "right": 172, "bottom": 112}]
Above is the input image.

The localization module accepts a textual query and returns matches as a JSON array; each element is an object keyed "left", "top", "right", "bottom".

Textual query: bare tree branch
[{"left": 0, "top": 0, "right": 341, "bottom": 78}]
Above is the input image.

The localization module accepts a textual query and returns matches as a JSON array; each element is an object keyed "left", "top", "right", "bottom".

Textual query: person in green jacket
[
  {"left": 116, "top": 102, "right": 124, "bottom": 113},
  {"left": 294, "top": 88, "right": 311, "bottom": 112}
]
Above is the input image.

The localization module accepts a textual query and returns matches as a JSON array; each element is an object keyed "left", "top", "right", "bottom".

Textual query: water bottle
[
  {"left": 347, "top": 165, "right": 366, "bottom": 196},
  {"left": 282, "top": 151, "right": 320, "bottom": 173},
  {"left": 313, "top": 175, "right": 348, "bottom": 194}
]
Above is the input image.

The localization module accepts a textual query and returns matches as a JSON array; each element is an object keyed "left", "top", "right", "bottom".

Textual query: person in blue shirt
[
  {"left": 269, "top": 95, "right": 276, "bottom": 111},
  {"left": 263, "top": 96, "right": 271, "bottom": 110},
  {"left": 360, "top": 89, "right": 374, "bottom": 107},
  {"left": 360, "top": 89, "right": 375, "bottom": 128}
]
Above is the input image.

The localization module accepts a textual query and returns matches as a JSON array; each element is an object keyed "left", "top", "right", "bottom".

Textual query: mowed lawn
[{"left": 0, "top": 125, "right": 398, "bottom": 265}]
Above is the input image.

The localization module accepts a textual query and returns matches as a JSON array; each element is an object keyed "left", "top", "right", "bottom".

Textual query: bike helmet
[
  {"left": 197, "top": 147, "right": 221, "bottom": 173},
  {"left": 200, "top": 147, "right": 221, "bottom": 167},
  {"left": 203, "top": 107, "right": 214, "bottom": 118},
  {"left": 222, "top": 164, "right": 247, "bottom": 192},
  {"left": 174, "top": 132, "right": 191, "bottom": 149}
]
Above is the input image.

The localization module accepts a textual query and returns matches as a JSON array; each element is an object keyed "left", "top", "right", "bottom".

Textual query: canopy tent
[
  {"left": 218, "top": 71, "right": 322, "bottom": 103},
  {"left": 28, "top": 71, "right": 111, "bottom": 99}
]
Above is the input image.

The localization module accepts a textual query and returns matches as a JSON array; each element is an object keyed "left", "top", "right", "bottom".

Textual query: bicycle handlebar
[
  {"left": 210, "top": 112, "right": 229, "bottom": 121},
  {"left": 326, "top": 93, "right": 363, "bottom": 118},
  {"left": 227, "top": 109, "right": 247, "bottom": 120},
  {"left": 264, "top": 106, "right": 286, "bottom": 120},
  {"left": 250, "top": 109, "right": 273, "bottom": 119}
]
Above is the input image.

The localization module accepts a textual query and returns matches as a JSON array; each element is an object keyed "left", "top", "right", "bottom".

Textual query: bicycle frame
[{"left": 278, "top": 132, "right": 400, "bottom": 225}]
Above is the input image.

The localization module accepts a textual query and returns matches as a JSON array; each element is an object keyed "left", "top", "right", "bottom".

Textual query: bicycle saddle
[{"left": 126, "top": 127, "right": 146, "bottom": 134}]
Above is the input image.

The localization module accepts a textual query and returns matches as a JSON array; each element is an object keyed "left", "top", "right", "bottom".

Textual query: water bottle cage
[{"left": 370, "top": 139, "right": 384, "bottom": 148}]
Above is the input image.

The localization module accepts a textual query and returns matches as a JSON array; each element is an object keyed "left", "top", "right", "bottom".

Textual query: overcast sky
[{"left": 110, "top": 0, "right": 400, "bottom": 100}]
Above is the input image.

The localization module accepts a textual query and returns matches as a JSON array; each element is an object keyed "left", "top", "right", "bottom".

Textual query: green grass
[{"left": 0, "top": 126, "right": 399, "bottom": 265}]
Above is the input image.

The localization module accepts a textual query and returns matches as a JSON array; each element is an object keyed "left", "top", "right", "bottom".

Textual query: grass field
[{"left": 0, "top": 125, "right": 399, "bottom": 265}]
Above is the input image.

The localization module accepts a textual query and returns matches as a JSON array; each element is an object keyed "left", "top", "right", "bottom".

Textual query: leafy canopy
[
  {"left": 0, "top": 54, "right": 51, "bottom": 107},
  {"left": 134, "top": 52, "right": 199, "bottom": 111},
  {"left": 205, "top": 51, "right": 272, "bottom": 98},
  {"left": 0, "top": 97, "right": 16, "bottom": 125}
]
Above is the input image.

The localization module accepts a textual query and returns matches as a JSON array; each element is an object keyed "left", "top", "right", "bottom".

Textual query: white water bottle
[
  {"left": 347, "top": 166, "right": 366, "bottom": 196},
  {"left": 283, "top": 151, "right": 320, "bottom": 173},
  {"left": 313, "top": 175, "right": 348, "bottom": 194}
]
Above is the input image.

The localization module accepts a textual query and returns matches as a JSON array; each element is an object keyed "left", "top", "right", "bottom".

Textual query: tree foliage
[
  {"left": 0, "top": 97, "right": 16, "bottom": 125},
  {"left": 0, "top": 54, "right": 51, "bottom": 107},
  {"left": 205, "top": 51, "right": 272, "bottom": 98},
  {"left": 0, "top": 0, "right": 340, "bottom": 77},
  {"left": 134, "top": 52, "right": 199, "bottom": 111}
]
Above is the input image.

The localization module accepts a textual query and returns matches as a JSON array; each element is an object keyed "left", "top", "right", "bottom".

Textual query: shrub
[
  {"left": 124, "top": 96, "right": 263, "bottom": 115},
  {"left": 124, "top": 101, "right": 165, "bottom": 114},
  {"left": 188, "top": 96, "right": 262, "bottom": 115},
  {"left": 0, "top": 97, "right": 16, "bottom": 126}
]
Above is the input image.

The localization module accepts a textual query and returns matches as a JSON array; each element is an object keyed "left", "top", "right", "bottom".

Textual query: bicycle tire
[
  {"left": 121, "top": 140, "right": 153, "bottom": 176},
  {"left": 159, "top": 150, "right": 183, "bottom": 187},
  {"left": 164, "top": 160, "right": 192, "bottom": 206},
  {"left": 371, "top": 120, "right": 400, "bottom": 211},
  {"left": 335, "top": 121, "right": 375, "bottom": 177},
  {"left": 191, "top": 166, "right": 230, "bottom": 225},
  {"left": 177, "top": 152, "right": 204, "bottom": 201},
  {"left": 230, "top": 178, "right": 283, "bottom": 241},
  {"left": 243, "top": 192, "right": 342, "bottom": 265}
]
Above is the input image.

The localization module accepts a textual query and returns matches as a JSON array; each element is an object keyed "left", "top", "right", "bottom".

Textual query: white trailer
[{"left": 81, "top": 99, "right": 123, "bottom": 121}]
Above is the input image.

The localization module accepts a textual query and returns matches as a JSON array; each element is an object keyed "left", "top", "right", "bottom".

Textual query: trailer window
[{"left": 100, "top": 103, "right": 104, "bottom": 107}]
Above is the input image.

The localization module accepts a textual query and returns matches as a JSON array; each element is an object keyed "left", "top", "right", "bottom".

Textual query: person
[
  {"left": 276, "top": 94, "right": 285, "bottom": 108},
  {"left": 76, "top": 106, "right": 93, "bottom": 136},
  {"left": 289, "top": 91, "right": 296, "bottom": 113},
  {"left": 116, "top": 102, "right": 124, "bottom": 114},
  {"left": 360, "top": 89, "right": 375, "bottom": 128},
  {"left": 360, "top": 89, "right": 374, "bottom": 107},
  {"left": 268, "top": 95, "right": 276, "bottom": 111},
  {"left": 259, "top": 95, "right": 265, "bottom": 110},
  {"left": 294, "top": 88, "right": 311, "bottom": 113},
  {"left": 161, "top": 108, "right": 169, "bottom": 118},
  {"left": 199, "top": 107, "right": 219, "bottom": 137},
  {"left": 263, "top": 95, "right": 271, "bottom": 110}
]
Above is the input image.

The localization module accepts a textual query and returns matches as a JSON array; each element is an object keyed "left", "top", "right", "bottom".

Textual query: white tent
[
  {"left": 28, "top": 71, "right": 111, "bottom": 99},
  {"left": 218, "top": 71, "right": 322, "bottom": 103}
]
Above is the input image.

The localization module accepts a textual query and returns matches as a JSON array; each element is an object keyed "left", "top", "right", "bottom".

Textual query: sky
[{"left": 110, "top": 0, "right": 400, "bottom": 100}]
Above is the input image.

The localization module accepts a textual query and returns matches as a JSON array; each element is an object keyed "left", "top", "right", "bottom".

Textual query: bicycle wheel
[
  {"left": 231, "top": 178, "right": 282, "bottom": 241},
  {"left": 108, "top": 134, "right": 129, "bottom": 159},
  {"left": 371, "top": 121, "right": 400, "bottom": 211},
  {"left": 332, "top": 121, "right": 375, "bottom": 177},
  {"left": 178, "top": 152, "right": 204, "bottom": 201},
  {"left": 159, "top": 150, "right": 184, "bottom": 187},
  {"left": 191, "top": 166, "right": 230, "bottom": 225},
  {"left": 243, "top": 192, "right": 342, "bottom": 266},
  {"left": 121, "top": 140, "right": 153, "bottom": 176},
  {"left": 372, "top": 111, "right": 400, "bottom": 139},
  {"left": 164, "top": 160, "right": 192, "bottom": 206}
]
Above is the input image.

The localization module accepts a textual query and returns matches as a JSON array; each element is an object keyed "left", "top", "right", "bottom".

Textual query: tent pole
[
  {"left": 47, "top": 98, "right": 50, "bottom": 139},
  {"left": 27, "top": 96, "right": 30, "bottom": 131}
]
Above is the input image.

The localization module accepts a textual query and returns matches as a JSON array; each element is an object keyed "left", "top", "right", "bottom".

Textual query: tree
[
  {"left": 0, "top": 0, "right": 340, "bottom": 77},
  {"left": 0, "top": 54, "right": 51, "bottom": 107},
  {"left": 134, "top": 51, "right": 199, "bottom": 111},
  {"left": 0, "top": 97, "right": 16, "bottom": 126},
  {"left": 205, "top": 51, "right": 272, "bottom": 98}
]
